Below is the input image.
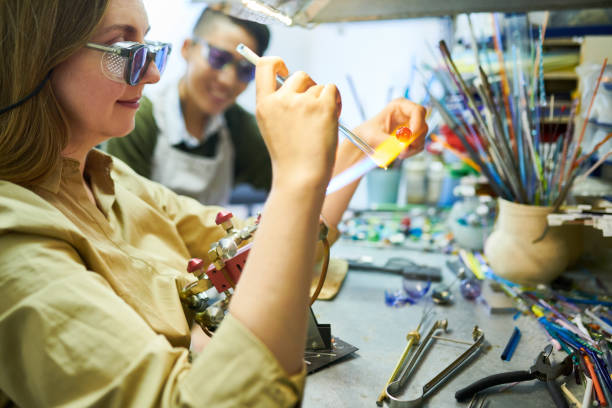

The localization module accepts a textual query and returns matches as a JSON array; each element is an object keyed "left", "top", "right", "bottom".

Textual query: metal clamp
[{"left": 386, "top": 320, "right": 485, "bottom": 407}]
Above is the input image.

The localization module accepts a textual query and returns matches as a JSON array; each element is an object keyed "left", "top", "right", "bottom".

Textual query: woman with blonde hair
[{"left": 0, "top": 0, "right": 427, "bottom": 406}]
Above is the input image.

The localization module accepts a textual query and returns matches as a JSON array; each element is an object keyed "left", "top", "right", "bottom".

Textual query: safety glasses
[
  {"left": 86, "top": 41, "right": 171, "bottom": 86},
  {"left": 194, "top": 39, "right": 255, "bottom": 83}
]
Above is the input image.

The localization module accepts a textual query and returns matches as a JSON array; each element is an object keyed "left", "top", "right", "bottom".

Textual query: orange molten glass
[
  {"left": 394, "top": 126, "right": 413, "bottom": 143},
  {"left": 370, "top": 126, "right": 418, "bottom": 169}
]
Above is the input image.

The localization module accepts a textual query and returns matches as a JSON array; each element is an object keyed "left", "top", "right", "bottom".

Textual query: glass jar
[
  {"left": 447, "top": 182, "right": 496, "bottom": 251},
  {"left": 402, "top": 157, "right": 427, "bottom": 204}
]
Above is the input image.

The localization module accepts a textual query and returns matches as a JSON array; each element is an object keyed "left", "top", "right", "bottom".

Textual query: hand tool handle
[
  {"left": 455, "top": 370, "right": 534, "bottom": 401},
  {"left": 547, "top": 380, "right": 569, "bottom": 408},
  {"left": 348, "top": 260, "right": 442, "bottom": 282},
  {"left": 347, "top": 261, "right": 402, "bottom": 275}
]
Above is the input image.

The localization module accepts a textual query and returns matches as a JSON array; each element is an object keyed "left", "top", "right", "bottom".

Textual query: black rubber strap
[
  {"left": 0, "top": 71, "right": 52, "bottom": 115},
  {"left": 455, "top": 370, "right": 535, "bottom": 402}
]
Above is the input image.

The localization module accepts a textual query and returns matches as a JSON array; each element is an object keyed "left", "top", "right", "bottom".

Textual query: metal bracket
[
  {"left": 386, "top": 320, "right": 485, "bottom": 407},
  {"left": 306, "top": 307, "right": 331, "bottom": 350}
]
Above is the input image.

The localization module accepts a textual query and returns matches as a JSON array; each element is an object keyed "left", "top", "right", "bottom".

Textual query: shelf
[
  {"left": 310, "top": 0, "right": 612, "bottom": 23},
  {"left": 543, "top": 39, "right": 582, "bottom": 47},
  {"left": 543, "top": 71, "right": 578, "bottom": 80},
  {"left": 202, "top": 0, "right": 612, "bottom": 26},
  {"left": 548, "top": 208, "right": 612, "bottom": 237}
]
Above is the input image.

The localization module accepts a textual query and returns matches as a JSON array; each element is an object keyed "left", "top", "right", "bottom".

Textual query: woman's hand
[
  {"left": 254, "top": 57, "right": 341, "bottom": 190},
  {"left": 353, "top": 98, "right": 428, "bottom": 159},
  {"left": 232, "top": 59, "right": 342, "bottom": 375}
]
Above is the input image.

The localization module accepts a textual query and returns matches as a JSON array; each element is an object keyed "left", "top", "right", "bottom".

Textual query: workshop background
[{"left": 141, "top": 1, "right": 612, "bottom": 407}]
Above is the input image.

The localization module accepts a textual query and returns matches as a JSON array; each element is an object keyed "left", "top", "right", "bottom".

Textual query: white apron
[{"left": 149, "top": 81, "right": 234, "bottom": 206}]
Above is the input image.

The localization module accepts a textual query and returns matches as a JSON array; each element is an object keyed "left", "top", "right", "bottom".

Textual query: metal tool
[
  {"left": 180, "top": 211, "right": 329, "bottom": 334},
  {"left": 431, "top": 268, "right": 466, "bottom": 305},
  {"left": 349, "top": 257, "right": 442, "bottom": 282},
  {"left": 376, "top": 305, "right": 432, "bottom": 406},
  {"left": 468, "top": 394, "right": 488, "bottom": 408},
  {"left": 385, "top": 320, "right": 485, "bottom": 407},
  {"left": 455, "top": 345, "right": 573, "bottom": 408}
]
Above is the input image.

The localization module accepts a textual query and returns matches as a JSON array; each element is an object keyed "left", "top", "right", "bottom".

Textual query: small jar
[
  {"left": 437, "top": 163, "right": 471, "bottom": 207},
  {"left": 402, "top": 158, "right": 427, "bottom": 204},
  {"left": 426, "top": 161, "right": 445, "bottom": 205},
  {"left": 366, "top": 167, "right": 401, "bottom": 206},
  {"left": 448, "top": 182, "right": 496, "bottom": 251}
]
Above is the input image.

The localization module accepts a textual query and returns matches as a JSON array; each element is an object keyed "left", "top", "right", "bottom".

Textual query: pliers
[{"left": 455, "top": 345, "right": 574, "bottom": 408}]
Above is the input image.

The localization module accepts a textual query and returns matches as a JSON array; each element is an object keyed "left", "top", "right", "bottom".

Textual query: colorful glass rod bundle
[{"left": 431, "top": 14, "right": 610, "bottom": 206}]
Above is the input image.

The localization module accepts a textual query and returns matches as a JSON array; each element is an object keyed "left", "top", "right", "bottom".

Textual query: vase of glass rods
[{"left": 484, "top": 198, "right": 583, "bottom": 285}]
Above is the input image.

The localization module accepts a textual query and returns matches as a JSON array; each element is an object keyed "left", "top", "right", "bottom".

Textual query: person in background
[
  {"left": 105, "top": 7, "right": 272, "bottom": 205},
  {"left": 0, "top": 0, "right": 427, "bottom": 406}
]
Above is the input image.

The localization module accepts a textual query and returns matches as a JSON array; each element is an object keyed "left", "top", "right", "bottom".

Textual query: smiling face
[
  {"left": 51, "top": 0, "right": 160, "bottom": 151},
  {"left": 181, "top": 18, "right": 258, "bottom": 116}
]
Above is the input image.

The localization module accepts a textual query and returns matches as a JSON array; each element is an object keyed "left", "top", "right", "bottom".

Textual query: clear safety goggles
[{"left": 86, "top": 41, "right": 171, "bottom": 86}]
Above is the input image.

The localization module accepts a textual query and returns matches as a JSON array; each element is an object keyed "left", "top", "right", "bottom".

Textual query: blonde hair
[{"left": 0, "top": 0, "right": 109, "bottom": 185}]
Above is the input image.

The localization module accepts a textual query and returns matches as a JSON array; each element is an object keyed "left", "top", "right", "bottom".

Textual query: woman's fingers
[
  {"left": 320, "top": 83, "right": 341, "bottom": 117},
  {"left": 304, "top": 83, "right": 342, "bottom": 118},
  {"left": 283, "top": 71, "right": 317, "bottom": 93},
  {"left": 255, "top": 60, "right": 341, "bottom": 118},
  {"left": 398, "top": 103, "right": 428, "bottom": 158},
  {"left": 255, "top": 57, "right": 289, "bottom": 99},
  {"left": 383, "top": 99, "right": 427, "bottom": 156},
  {"left": 254, "top": 59, "right": 340, "bottom": 186},
  {"left": 406, "top": 105, "right": 428, "bottom": 140},
  {"left": 304, "top": 83, "right": 324, "bottom": 98},
  {"left": 386, "top": 99, "right": 428, "bottom": 136},
  {"left": 333, "top": 85, "right": 342, "bottom": 118}
]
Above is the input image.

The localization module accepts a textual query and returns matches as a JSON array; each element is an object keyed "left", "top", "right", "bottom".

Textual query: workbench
[{"left": 303, "top": 240, "right": 604, "bottom": 407}]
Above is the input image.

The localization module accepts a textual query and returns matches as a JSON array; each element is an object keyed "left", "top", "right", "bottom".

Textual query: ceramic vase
[{"left": 484, "top": 198, "right": 582, "bottom": 285}]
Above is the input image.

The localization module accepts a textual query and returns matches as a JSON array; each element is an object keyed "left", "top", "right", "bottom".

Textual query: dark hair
[{"left": 192, "top": 8, "right": 270, "bottom": 55}]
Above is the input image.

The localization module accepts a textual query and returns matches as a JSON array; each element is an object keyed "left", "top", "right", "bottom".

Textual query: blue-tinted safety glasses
[
  {"left": 194, "top": 39, "right": 255, "bottom": 83},
  {"left": 86, "top": 41, "right": 171, "bottom": 86}
]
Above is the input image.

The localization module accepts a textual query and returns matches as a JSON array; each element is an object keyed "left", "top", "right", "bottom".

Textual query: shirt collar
[
  {"left": 36, "top": 158, "right": 65, "bottom": 193},
  {"left": 159, "top": 79, "right": 227, "bottom": 148},
  {"left": 35, "top": 149, "right": 115, "bottom": 196},
  {"left": 174, "top": 112, "right": 226, "bottom": 149}
]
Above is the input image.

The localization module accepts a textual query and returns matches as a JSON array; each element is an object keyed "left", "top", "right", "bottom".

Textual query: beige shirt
[{"left": 0, "top": 150, "right": 305, "bottom": 407}]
